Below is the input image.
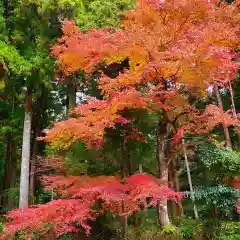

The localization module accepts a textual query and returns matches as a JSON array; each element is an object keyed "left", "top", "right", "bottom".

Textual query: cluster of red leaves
[
  {"left": 4, "top": 200, "right": 95, "bottom": 238},
  {"left": 4, "top": 174, "right": 182, "bottom": 238},
  {"left": 172, "top": 104, "right": 240, "bottom": 145},
  {"left": 192, "top": 104, "right": 240, "bottom": 133},
  {"left": 121, "top": 128, "right": 148, "bottom": 144},
  {"left": 51, "top": 21, "right": 127, "bottom": 75},
  {"left": 41, "top": 174, "right": 182, "bottom": 211},
  {"left": 126, "top": 174, "right": 181, "bottom": 206}
]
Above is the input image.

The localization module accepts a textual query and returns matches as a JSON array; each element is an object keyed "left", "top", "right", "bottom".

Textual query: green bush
[
  {"left": 122, "top": 223, "right": 183, "bottom": 240},
  {"left": 219, "top": 222, "right": 240, "bottom": 240},
  {"left": 180, "top": 217, "right": 203, "bottom": 239}
]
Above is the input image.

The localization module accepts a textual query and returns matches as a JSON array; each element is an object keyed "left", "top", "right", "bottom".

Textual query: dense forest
[{"left": 0, "top": 0, "right": 240, "bottom": 239}]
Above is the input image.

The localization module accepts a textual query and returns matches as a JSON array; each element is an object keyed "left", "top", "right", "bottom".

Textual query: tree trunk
[
  {"left": 173, "top": 158, "right": 183, "bottom": 217},
  {"left": 214, "top": 85, "right": 232, "bottom": 148},
  {"left": 19, "top": 106, "right": 32, "bottom": 208},
  {"left": 169, "top": 161, "right": 177, "bottom": 218},
  {"left": 67, "top": 83, "right": 76, "bottom": 110},
  {"left": 182, "top": 138, "right": 199, "bottom": 220},
  {"left": 228, "top": 81, "right": 240, "bottom": 147},
  {"left": 156, "top": 122, "right": 171, "bottom": 226}
]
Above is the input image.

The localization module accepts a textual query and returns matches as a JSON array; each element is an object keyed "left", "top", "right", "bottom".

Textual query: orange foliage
[
  {"left": 44, "top": 0, "right": 240, "bottom": 149},
  {"left": 41, "top": 89, "right": 149, "bottom": 149}
]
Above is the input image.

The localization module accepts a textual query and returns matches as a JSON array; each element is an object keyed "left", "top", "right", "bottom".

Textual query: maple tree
[
  {"left": 2, "top": 0, "right": 240, "bottom": 238},
  {"left": 3, "top": 174, "right": 182, "bottom": 238},
  {"left": 46, "top": 0, "right": 240, "bottom": 149},
  {"left": 33, "top": 0, "right": 240, "bottom": 229},
  {"left": 41, "top": 0, "right": 240, "bottom": 226}
]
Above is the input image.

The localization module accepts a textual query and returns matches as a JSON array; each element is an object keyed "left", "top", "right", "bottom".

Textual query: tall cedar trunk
[
  {"left": 19, "top": 96, "right": 32, "bottom": 208},
  {"left": 156, "top": 122, "right": 171, "bottom": 226},
  {"left": 214, "top": 85, "right": 232, "bottom": 148}
]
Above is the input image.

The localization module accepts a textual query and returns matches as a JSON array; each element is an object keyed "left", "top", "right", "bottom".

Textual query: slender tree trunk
[
  {"left": 173, "top": 158, "right": 183, "bottom": 217},
  {"left": 182, "top": 138, "right": 199, "bottom": 220},
  {"left": 229, "top": 81, "right": 240, "bottom": 147},
  {"left": 19, "top": 102, "right": 32, "bottom": 208},
  {"left": 156, "top": 122, "right": 171, "bottom": 226},
  {"left": 169, "top": 161, "right": 177, "bottom": 218},
  {"left": 67, "top": 83, "right": 76, "bottom": 110},
  {"left": 214, "top": 85, "right": 232, "bottom": 148}
]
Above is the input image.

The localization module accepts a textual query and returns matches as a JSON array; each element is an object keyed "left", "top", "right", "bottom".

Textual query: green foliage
[
  {"left": 59, "top": 232, "right": 75, "bottom": 240},
  {"left": 0, "top": 42, "right": 32, "bottom": 75},
  {"left": 76, "top": 0, "right": 136, "bottom": 31},
  {"left": 197, "top": 142, "right": 240, "bottom": 180},
  {"left": 162, "top": 225, "right": 176, "bottom": 234},
  {"left": 194, "top": 185, "right": 239, "bottom": 217},
  {"left": 21, "top": 0, "right": 135, "bottom": 32},
  {"left": 219, "top": 222, "right": 240, "bottom": 240},
  {"left": 0, "top": 217, "right": 4, "bottom": 233},
  {"left": 65, "top": 142, "right": 90, "bottom": 175},
  {"left": 202, "top": 219, "right": 222, "bottom": 240},
  {"left": 180, "top": 217, "right": 203, "bottom": 239},
  {"left": 123, "top": 224, "right": 183, "bottom": 240}
]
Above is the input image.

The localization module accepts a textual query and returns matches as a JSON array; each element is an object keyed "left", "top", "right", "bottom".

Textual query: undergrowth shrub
[
  {"left": 219, "top": 221, "right": 240, "bottom": 240},
  {"left": 180, "top": 217, "right": 203, "bottom": 240},
  {"left": 121, "top": 221, "right": 183, "bottom": 240}
]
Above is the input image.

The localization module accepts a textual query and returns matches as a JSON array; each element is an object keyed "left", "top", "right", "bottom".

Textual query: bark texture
[
  {"left": 156, "top": 122, "right": 171, "bottom": 226},
  {"left": 19, "top": 109, "right": 32, "bottom": 208}
]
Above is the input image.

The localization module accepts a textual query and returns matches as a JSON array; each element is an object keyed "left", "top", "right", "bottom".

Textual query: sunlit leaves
[
  {"left": 46, "top": 0, "right": 240, "bottom": 151},
  {"left": 0, "top": 42, "right": 32, "bottom": 76}
]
